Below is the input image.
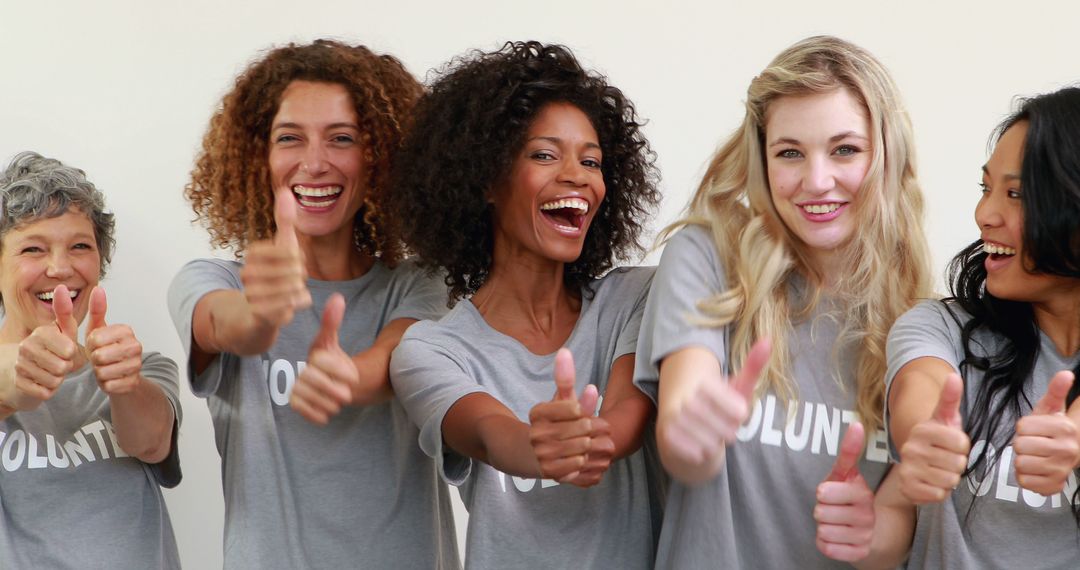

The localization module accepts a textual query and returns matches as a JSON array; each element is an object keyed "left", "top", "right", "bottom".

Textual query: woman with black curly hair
[
  {"left": 388, "top": 41, "right": 662, "bottom": 568},
  {"left": 888, "top": 86, "right": 1080, "bottom": 568},
  {"left": 166, "top": 40, "right": 459, "bottom": 569}
]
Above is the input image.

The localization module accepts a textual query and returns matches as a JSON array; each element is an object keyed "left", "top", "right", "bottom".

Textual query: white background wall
[{"left": 1, "top": 1, "right": 1077, "bottom": 567}]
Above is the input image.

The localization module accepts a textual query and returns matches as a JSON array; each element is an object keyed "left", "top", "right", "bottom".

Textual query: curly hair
[
  {"left": 388, "top": 41, "right": 659, "bottom": 301},
  {"left": 186, "top": 39, "right": 422, "bottom": 262}
]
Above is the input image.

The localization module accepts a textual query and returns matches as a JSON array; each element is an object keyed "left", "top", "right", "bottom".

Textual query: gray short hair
[{"left": 0, "top": 151, "right": 116, "bottom": 278}]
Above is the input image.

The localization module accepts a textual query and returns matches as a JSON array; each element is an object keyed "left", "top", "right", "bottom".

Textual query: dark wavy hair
[
  {"left": 943, "top": 86, "right": 1080, "bottom": 526},
  {"left": 388, "top": 41, "right": 659, "bottom": 301},
  {"left": 186, "top": 39, "right": 422, "bottom": 263}
]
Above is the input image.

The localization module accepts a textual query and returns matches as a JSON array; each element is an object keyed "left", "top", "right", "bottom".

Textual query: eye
[
  {"left": 582, "top": 158, "right": 601, "bottom": 169},
  {"left": 274, "top": 133, "right": 300, "bottom": 144},
  {"left": 330, "top": 134, "right": 356, "bottom": 145},
  {"left": 776, "top": 149, "right": 802, "bottom": 159},
  {"left": 73, "top": 242, "right": 95, "bottom": 251},
  {"left": 834, "top": 145, "right": 861, "bottom": 156},
  {"left": 1007, "top": 189, "right": 1022, "bottom": 199},
  {"left": 531, "top": 151, "right": 557, "bottom": 161},
  {"left": 20, "top": 246, "right": 43, "bottom": 254},
  {"left": 978, "top": 182, "right": 989, "bottom": 194}
]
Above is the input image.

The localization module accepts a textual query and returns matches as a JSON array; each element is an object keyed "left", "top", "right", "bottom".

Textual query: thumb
[
  {"left": 731, "top": 338, "right": 771, "bottom": 401},
  {"left": 578, "top": 384, "right": 599, "bottom": 417},
  {"left": 1033, "top": 371, "right": 1075, "bottom": 415},
  {"left": 86, "top": 286, "right": 108, "bottom": 335},
  {"left": 52, "top": 284, "right": 78, "bottom": 340},
  {"left": 827, "top": 421, "right": 865, "bottom": 482},
  {"left": 931, "top": 373, "right": 964, "bottom": 428},
  {"left": 552, "top": 348, "right": 576, "bottom": 401},
  {"left": 312, "top": 293, "right": 345, "bottom": 350},
  {"left": 273, "top": 187, "right": 299, "bottom": 249}
]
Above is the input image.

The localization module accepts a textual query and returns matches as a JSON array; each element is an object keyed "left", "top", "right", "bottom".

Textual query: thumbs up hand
[
  {"left": 898, "top": 373, "right": 971, "bottom": 503},
  {"left": 10, "top": 284, "right": 81, "bottom": 404},
  {"left": 560, "top": 385, "right": 617, "bottom": 488},
  {"left": 85, "top": 287, "right": 145, "bottom": 395},
  {"left": 240, "top": 187, "right": 312, "bottom": 330},
  {"left": 662, "top": 339, "right": 771, "bottom": 467},
  {"left": 815, "top": 422, "right": 875, "bottom": 562},
  {"left": 528, "top": 349, "right": 599, "bottom": 481},
  {"left": 1013, "top": 371, "right": 1080, "bottom": 495},
  {"left": 290, "top": 293, "right": 357, "bottom": 425}
]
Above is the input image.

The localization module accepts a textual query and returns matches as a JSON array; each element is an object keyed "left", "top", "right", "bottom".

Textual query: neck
[
  {"left": 471, "top": 238, "right": 580, "bottom": 337},
  {"left": 297, "top": 228, "right": 374, "bottom": 281},
  {"left": 1032, "top": 287, "right": 1080, "bottom": 357}
]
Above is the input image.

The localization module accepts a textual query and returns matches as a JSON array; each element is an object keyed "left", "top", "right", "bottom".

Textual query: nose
[
  {"left": 557, "top": 159, "right": 588, "bottom": 186},
  {"left": 803, "top": 155, "right": 835, "bottom": 193},
  {"left": 45, "top": 250, "right": 73, "bottom": 279},
  {"left": 974, "top": 191, "right": 1003, "bottom": 229},
  {"left": 301, "top": 142, "right": 329, "bottom": 176}
]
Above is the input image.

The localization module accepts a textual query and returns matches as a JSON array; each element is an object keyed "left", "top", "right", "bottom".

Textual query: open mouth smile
[
  {"left": 539, "top": 197, "right": 590, "bottom": 235},
  {"left": 292, "top": 185, "right": 343, "bottom": 210}
]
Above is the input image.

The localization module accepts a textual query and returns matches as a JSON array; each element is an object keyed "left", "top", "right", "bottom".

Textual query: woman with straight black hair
[{"left": 887, "top": 86, "right": 1080, "bottom": 568}]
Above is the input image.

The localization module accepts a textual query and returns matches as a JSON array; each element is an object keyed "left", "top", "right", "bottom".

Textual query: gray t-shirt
[
  {"left": 633, "top": 225, "right": 890, "bottom": 569},
  {"left": 390, "top": 266, "right": 661, "bottom": 570},
  {"left": 886, "top": 299, "right": 1080, "bottom": 569},
  {"left": 0, "top": 352, "right": 182, "bottom": 569},
  {"left": 168, "top": 258, "right": 460, "bottom": 570}
]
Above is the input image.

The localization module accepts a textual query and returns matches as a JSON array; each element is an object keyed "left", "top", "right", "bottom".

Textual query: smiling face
[
  {"left": 0, "top": 209, "right": 100, "bottom": 339},
  {"left": 764, "top": 88, "right": 873, "bottom": 272},
  {"left": 268, "top": 80, "right": 368, "bottom": 242},
  {"left": 976, "top": 120, "right": 1078, "bottom": 304},
  {"left": 491, "top": 102, "right": 606, "bottom": 265}
]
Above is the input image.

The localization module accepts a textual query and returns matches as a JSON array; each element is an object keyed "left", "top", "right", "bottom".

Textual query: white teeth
[
  {"left": 983, "top": 243, "right": 1016, "bottom": 256},
  {"left": 35, "top": 289, "right": 79, "bottom": 301},
  {"left": 292, "top": 185, "right": 343, "bottom": 198},
  {"left": 539, "top": 197, "right": 589, "bottom": 215},
  {"left": 801, "top": 203, "right": 842, "bottom": 215}
]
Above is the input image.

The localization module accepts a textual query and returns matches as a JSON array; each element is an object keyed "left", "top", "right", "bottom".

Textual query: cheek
[{"left": 267, "top": 151, "right": 293, "bottom": 184}]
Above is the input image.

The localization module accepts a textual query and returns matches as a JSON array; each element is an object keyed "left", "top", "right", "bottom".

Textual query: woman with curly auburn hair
[
  {"left": 166, "top": 40, "right": 459, "bottom": 569},
  {"left": 388, "top": 41, "right": 663, "bottom": 568},
  {"left": 888, "top": 87, "right": 1080, "bottom": 568},
  {"left": 633, "top": 36, "right": 933, "bottom": 568}
]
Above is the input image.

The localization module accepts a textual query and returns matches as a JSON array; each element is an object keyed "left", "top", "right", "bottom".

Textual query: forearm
[
  {"left": 656, "top": 412, "right": 727, "bottom": 484},
  {"left": 854, "top": 471, "right": 915, "bottom": 570},
  {"left": 195, "top": 290, "right": 280, "bottom": 357},
  {"left": 349, "top": 319, "right": 417, "bottom": 406},
  {"left": 473, "top": 414, "right": 545, "bottom": 477},
  {"left": 109, "top": 377, "right": 175, "bottom": 463},
  {"left": 600, "top": 397, "right": 653, "bottom": 460}
]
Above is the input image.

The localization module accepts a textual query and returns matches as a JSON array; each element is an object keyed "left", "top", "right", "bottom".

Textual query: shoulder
[
  {"left": 896, "top": 298, "right": 971, "bottom": 330},
  {"left": 399, "top": 303, "right": 478, "bottom": 351},
  {"left": 171, "top": 257, "right": 242, "bottom": 287},
  {"left": 593, "top": 265, "right": 655, "bottom": 298}
]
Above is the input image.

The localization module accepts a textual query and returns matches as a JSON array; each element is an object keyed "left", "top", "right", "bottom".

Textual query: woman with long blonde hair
[{"left": 634, "top": 35, "right": 932, "bottom": 568}]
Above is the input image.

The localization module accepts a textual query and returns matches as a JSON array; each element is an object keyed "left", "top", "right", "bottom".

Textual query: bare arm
[
  {"left": 597, "top": 354, "right": 654, "bottom": 460},
  {"left": 888, "top": 356, "right": 956, "bottom": 448},
  {"left": 853, "top": 469, "right": 916, "bottom": 570},
  {"left": 348, "top": 317, "right": 418, "bottom": 405},
  {"left": 109, "top": 378, "right": 175, "bottom": 463},
  {"left": 442, "top": 392, "right": 589, "bottom": 478},
  {"left": 189, "top": 289, "right": 282, "bottom": 373}
]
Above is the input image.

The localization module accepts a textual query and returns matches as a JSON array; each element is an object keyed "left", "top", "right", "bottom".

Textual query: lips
[
  {"left": 34, "top": 287, "right": 80, "bottom": 305},
  {"left": 292, "top": 184, "right": 343, "bottom": 210},
  {"left": 538, "top": 197, "right": 590, "bottom": 234},
  {"left": 796, "top": 201, "right": 848, "bottom": 222}
]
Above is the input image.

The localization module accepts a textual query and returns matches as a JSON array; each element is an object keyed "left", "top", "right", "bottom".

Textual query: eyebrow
[
  {"left": 768, "top": 131, "right": 869, "bottom": 148},
  {"left": 981, "top": 165, "right": 1021, "bottom": 181},
  {"left": 528, "top": 136, "right": 602, "bottom": 151},
  {"left": 17, "top": 232, "right": 96, "bottom": 242},
  {"left": 271, "top": 121, "right": 360, "bottom": 131}
]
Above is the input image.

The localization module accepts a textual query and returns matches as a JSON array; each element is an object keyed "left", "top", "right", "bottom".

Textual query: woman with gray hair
[{"left": 0, "top": 152, "right": 182, "bottom": 569}]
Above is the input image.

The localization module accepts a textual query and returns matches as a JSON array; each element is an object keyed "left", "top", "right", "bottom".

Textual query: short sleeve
[
  {"left": 139, "top": 351, "right": 183, "bottom": 488},
  {"left": 612, "top": 267, "right": 656, "bottom": 364},
  {"left": 633, "top": 225, "right": 729, "bottom": 403},
  {"left": 166, "top": 258, "right": 242, "bottom": 397},
  {"left": 390, "top": 329, "right": 487, "bottom": 485},
  {"left": 883, "top": 300, "right": 965, "bottom": 460},
  {"left": 386, "top": 261, "right": 450, "bottom": 324}
]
